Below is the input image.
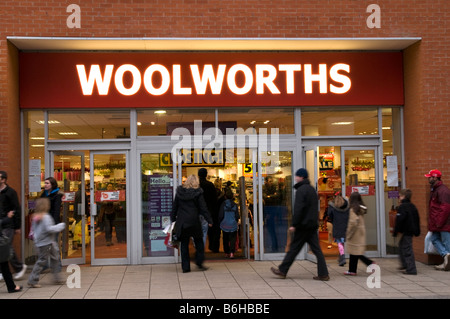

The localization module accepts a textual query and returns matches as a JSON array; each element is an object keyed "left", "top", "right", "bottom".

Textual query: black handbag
[{"left": 0, "top": 227, "right": 12, "bottom": 263}]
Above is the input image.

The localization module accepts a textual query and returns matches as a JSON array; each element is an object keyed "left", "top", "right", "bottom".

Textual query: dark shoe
[
  {"left": 9, "top": 285, "right": 23, "bottom": 293},
  {"left": 402, "top": 270, "right": 417, "bottom": 275},
  {"left": 197, "top": 265, "right": 209, "bottom": 271},
  {"left": 338, "top": 254, "right": 346, "bottom": 267},
  {"left": 270, "top": 267, "right": 286, "bottom": 279},
  {"left": 182, "top": 269, "right": 191, "bottom": 273},
  {"left": 313, "top": 275, "right": 330, "bottom": 281}
]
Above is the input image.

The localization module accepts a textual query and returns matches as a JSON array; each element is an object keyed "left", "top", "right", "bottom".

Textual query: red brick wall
[{"left": 1, "top": 0, "right": 449, "bottom": 263}]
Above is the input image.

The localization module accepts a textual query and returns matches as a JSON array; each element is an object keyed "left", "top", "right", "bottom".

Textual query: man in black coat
[
  {"left": 271, "top": 168, "right": 329, "bottom": 281},
  {"left": 393, "top": 188, "right": 420, "bottom": 275},
  {"left": 198, "top": 168, "right": 220, "bottom": 253},
  {"left": 0, "top": 171, "right": 27, "bottom": 280}
]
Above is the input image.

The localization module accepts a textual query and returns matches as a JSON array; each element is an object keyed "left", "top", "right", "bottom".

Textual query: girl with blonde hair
[{"left": 27, "top": 197, "right": 66, "bottom": 288}]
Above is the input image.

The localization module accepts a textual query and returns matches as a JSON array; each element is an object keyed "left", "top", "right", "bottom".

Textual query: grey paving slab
[{"left": 1, "top": 258, "right": 449, "bottom": 300}]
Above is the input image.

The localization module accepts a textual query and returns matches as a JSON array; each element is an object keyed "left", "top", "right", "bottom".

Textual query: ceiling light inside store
[
  {"left": 36, "top": 120, "right": 60, "bottom": 124},
  {"left": 58, "top": 132, "right": 78, "bottom": 135},
  {"left": 382, "top": 126, "right": 391, "bottom": 130},
  {"left": 331, "top": 121, "right": 353, "bottom": 125},
  {"left": 154, "top": 110, "right": 166, "bottom": 114},
  {"left": 31, "top": 144, "right": 44, "bottom": 147},
  {"left": 30, "top": 137, "right": 45, "bottom": 140},
  {"left": 264, "top": 120, "right": 270, "bottom": 124}
]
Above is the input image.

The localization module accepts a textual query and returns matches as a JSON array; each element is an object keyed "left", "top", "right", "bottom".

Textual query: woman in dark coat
[
  {"left": 41, "top": 176, "right": 63, "bottom": 266},
  {"left": 41, "top": 177, "right": 63, "bottom": 224},
  {"left": 171, "top": 175, "right": 213, "bottom": 273}
]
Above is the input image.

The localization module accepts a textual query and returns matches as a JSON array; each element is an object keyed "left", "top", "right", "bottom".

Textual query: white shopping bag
[{"left": 424, "top": 231, "right": 439, "bottom": 255}]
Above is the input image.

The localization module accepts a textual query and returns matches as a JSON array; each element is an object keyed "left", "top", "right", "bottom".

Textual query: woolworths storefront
[{"left": 12, "top": 37, "right": 418, "bottom": 266}]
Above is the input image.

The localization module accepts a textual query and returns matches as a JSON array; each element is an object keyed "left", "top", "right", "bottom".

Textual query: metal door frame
[
  {"left": 50, "top": 151, "right": 87, "bottom": 266},
  {"left": 89, "top": 150, "right": 130, "bottom": 266}
]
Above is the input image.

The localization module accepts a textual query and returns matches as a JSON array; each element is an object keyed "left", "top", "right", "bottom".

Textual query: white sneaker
[
  {"left": 13, "top": 264, "right": 27, "bottom": 280},
  {"left": 435, "top": 263, "right": 445, "bottom": 271},
  {"left": 444, "top": 254, "right": 450, "bottom": 271}
]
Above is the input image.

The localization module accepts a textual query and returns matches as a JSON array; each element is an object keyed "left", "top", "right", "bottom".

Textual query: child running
[{"left": 27, "top": 197, "right": 66, "bottom": 288}]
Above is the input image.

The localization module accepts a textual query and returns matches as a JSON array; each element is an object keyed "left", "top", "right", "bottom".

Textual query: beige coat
[{"left": 345, "top": 206, "right": 367, "bottom": 255}]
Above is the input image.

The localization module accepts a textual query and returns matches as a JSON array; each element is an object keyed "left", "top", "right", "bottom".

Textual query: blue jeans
[
  {"left": 200, "top": 217, "right": 209, "bottom": 246},
  {"left": 431, "top": 231, "right": 450, "bottom": 257}
]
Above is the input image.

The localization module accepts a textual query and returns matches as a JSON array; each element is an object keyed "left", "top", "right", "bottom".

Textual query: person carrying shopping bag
[
  {"left": 171, "top": 175, "right": 213, "bottom": 273},
  {"left": 0, "top": 210, "right": 22, "bottom": 293}
]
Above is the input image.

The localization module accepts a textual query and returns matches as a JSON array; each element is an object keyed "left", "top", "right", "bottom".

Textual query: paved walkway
[{"left": 1, "top": 258, "right": 449, "bottom": 300}]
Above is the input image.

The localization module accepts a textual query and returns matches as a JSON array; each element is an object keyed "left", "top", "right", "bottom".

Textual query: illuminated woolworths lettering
[
  {"left": 76, "top": 63, "right": 351, "bottom": 96},
  {"left": 143, "top": 64, "right": 170, "bottom": 95}
]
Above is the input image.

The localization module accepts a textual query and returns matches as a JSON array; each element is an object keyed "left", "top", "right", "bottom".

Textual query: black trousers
[
  {"left": 222, "top": 231, "right": 237, "bottom": 254},
  {"left": 0, "top": 261, "right": 16, "bottom": 292},
  {"left": 399, "top": 235, "right": 417, "bottom": 273},
  {"left": 180, "top": 226, "right": 205, "bottom": 272},
  {"left": 279, "top": 228, "right": 328, "bottom": 277},
  {"left": 348, "top": 254, "right": 374, "bottom": 273}
]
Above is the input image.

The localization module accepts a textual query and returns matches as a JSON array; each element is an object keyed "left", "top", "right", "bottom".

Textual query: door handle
[{"left": 91, "top": 203, "right": 97, "bottom": 216}]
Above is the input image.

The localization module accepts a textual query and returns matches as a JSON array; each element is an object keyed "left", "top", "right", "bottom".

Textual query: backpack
[{"left": 220, "top": 200, "right": 238, "bottom": 232}]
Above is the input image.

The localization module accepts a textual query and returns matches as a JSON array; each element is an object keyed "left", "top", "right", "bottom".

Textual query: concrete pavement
[{"left": 1, "top": 258, "right": 449, "bottom": 300}]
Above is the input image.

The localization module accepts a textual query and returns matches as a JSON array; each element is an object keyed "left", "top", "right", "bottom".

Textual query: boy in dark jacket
[{"left": 393, "top": 188, "right": 420, "bottom": 275}]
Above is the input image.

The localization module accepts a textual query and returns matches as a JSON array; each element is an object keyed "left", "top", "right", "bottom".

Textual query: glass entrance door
[
  {"left": 258, "top": 150, "right": 294, "bottom": 260},
  {"left": 50, "top": 151, "right": 87, "bottom": 265},
  {"left": 90, "top": 151, "right": 128, "bottom": 265},
  {"left": 304, "top": 145, "right": 380, "bottom": 261},
  {"left": 173, "top": 148, "right": 256, "bottom": 260},
  {"left": 342, "top": 147, "right": 378, "bottom": 254}
]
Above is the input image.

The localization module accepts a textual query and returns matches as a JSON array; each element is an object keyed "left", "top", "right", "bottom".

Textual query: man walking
[
  {"left": 198, "top": 168, "right": 219, "bottom": 252},
  {"left": 0, "top": 171, "right": 27, "bottom": 281},
  {"left": 271, "top": 168, "right": 329, "bottom": 281},
  {"left": 425, "top": 169, "right": 450, "bottom": 271}
]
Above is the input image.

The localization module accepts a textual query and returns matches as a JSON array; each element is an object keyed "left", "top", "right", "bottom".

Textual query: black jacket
[
  {"left": 199, "top": 178, "right": 219, "bottom": 222},
  {"left": 327, "top": 198, "right": 350, "bottom": 239},
  {"left": 394, "top": 198, "right": 421, "bottom": 237},
  {"left": 292, "top": 179, "right": 319, "bottom": 230},
  {"left": 41, "top": 188, "right": 63, "bottom": 224},
  {"left": 171, "top": 186, "right": 213, "bottom": 238},
  {"left": 0, "top": 185, "right": 21, "bottom": 230}
]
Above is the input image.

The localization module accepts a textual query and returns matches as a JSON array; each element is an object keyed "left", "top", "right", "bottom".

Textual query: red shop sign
[{"left": 19, "top": 51, "right": 403, "bottom": 109}]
